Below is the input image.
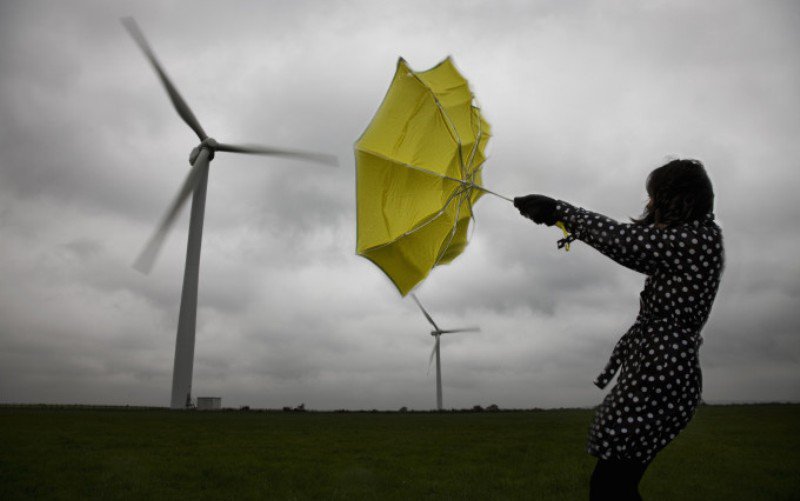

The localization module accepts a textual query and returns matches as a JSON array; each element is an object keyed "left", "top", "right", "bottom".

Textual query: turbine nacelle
[{"left": 189, "top": 138, "right": 218, "bottom": 164}]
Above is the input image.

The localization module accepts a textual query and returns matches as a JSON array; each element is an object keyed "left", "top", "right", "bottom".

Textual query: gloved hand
[{"left": 514, "top": 194, "right": 558, "bottom": 226}]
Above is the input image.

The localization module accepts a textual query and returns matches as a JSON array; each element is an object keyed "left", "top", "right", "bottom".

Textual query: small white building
[{"left": 196, "top": 397, "right": 222, "bottom": 410}]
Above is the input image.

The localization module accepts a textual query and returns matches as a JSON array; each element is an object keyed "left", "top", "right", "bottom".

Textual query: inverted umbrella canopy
[{"left": 355, "top": 57, "right": 493, "bottom": 296}]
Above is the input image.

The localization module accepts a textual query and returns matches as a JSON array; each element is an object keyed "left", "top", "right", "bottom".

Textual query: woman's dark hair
[{"left": 633, "top": 159, "right": 714, "bottom": 227}]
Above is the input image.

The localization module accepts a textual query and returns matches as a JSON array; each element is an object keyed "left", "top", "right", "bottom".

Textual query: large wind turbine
[
  {"left": 411, "top": 295, "right": 479, "bottom": 411},
  {"left": 122, "top": 18, "right": 337, "bottom": 409}
]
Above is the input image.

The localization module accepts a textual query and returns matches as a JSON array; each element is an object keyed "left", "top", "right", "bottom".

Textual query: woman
[{"left": 514, "top": 159, "right": 724, "bottom": 500}]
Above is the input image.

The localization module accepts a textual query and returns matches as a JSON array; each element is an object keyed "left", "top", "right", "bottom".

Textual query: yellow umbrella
[{"left": 355, "top": 57, "right": 505, "bottom": 296}]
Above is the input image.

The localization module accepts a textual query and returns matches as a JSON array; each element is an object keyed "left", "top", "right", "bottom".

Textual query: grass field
[{"left": 1, "top": 404, "right": 798, "bottom": 500}]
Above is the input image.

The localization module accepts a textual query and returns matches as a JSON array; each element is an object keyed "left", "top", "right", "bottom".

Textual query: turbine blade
[
  {"left": 215, "top": 142, "right": 338, "bottom": 167},
  {"left": 133, "top": 152, "right": 208, "bottom": 273},
  {"left": 440, "top": 327, "right": 481, "bottom": 334},
  {"left": 121, "top": 17, "right": 207, "bottom": 141},
  {"left": 411, "top": 294, "right": 440, "bottom": 331},
  {"left": 427, "top": 341, "right": 437, "bottom": 375}
]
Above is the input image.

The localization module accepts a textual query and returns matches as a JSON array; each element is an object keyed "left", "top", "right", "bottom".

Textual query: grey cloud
[{"left": 1, "top": 0, "right": 798, "bottom": 410}]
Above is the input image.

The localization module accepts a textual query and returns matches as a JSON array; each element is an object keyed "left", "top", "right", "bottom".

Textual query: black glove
[{"left": 514, "top": 194, "right": 558, "bottom": 226}]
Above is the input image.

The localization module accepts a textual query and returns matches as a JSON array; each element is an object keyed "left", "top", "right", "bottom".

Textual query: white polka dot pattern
[{"left": 554, "top": 201, "right": 724, "bottom": 463}]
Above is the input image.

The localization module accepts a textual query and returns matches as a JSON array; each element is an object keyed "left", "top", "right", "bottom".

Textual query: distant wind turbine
[
  {"left": 411, "top": 294, "right": 480, "bottom": 411},
  {"left": 122, "top": 17, "right": 337, "bottom": 409}
]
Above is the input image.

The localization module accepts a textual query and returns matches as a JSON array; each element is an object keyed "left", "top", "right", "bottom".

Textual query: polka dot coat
[{"left": 554, "top": 201, "right": 724, "bottom": 464}]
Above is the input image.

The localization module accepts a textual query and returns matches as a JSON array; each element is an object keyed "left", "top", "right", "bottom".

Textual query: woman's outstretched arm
[
  {"left": 516, "top": 195, "right": 699, "bottom": 276},
  {"left": 554, "top": 201, "right": 665, "bottom": 275}
]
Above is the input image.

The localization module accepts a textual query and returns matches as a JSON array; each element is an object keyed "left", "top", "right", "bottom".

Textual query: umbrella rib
[
  {"left": 355, "top": 148, "right": 467, "bottom": 186},
  {"left": 433, "top": 184, "right": 470, "bottom": 267},
  {"left": 457, "top": 106, "right": 484, "bottom": 246},
  {"left": 465, "top": 105, "right": 483, "bottom": 175},
  {"left": 466, "top": 177, "right": 478, "bottom": 241},
  {"left": 360, "top": 182, "right": 468, "bottom": 253},
  {"left": 405, "top": 69, "right": 466, "bottom": 177},
  {"left": 357, "top": 147, "right": 511, "bottom": 202},
  {"left": 431, "top": 120, "right": 491, "bottom": 267}
]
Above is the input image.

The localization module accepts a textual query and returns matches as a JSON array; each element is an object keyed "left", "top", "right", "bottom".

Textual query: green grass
[{"left": 1, "top": 404, "right": 798, "bottom": 500}]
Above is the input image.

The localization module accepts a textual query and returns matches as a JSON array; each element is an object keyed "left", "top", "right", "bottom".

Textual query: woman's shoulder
[
  {"left": 670, "top": 214, "right": 720, "bottom": 235},
  {"left": 688, "top": 214, "right": 723, "bottom": 241},
  {"left": 666, "top": 214, "right": 723, "bottom": 255}
]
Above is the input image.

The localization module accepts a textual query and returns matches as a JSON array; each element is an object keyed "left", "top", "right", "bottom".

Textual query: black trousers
[{"left": 590, "top": 458, "right": 650, "bottom": 500}]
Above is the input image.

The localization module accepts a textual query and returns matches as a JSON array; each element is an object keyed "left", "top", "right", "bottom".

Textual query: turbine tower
[
  {"left": 411, "top": 294, "right": 479, "bottom": 411},
  {"left": 122, "top": 18, "right": 337, "bottom": 409}
]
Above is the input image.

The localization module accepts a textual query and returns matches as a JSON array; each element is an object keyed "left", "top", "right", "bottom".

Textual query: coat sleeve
[{"left": 553, "top": 200, "right": 686, "bottom": 276}]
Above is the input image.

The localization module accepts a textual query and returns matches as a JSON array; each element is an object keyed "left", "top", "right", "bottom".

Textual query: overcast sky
[{"left": 1, "top": 0, "right": 798, "bottom": 410}]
